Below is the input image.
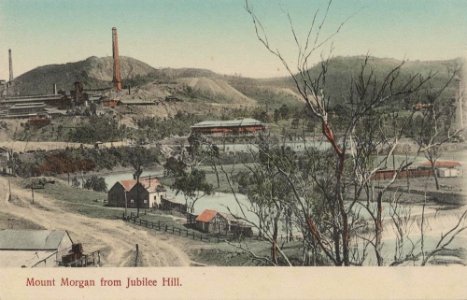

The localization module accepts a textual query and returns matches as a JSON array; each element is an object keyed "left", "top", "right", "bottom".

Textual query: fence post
[{"left": 135, "top": 244, "right": 139, "bottom": 267}]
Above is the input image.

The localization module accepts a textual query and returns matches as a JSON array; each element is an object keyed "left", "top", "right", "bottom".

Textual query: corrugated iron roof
[
  {"left": 0, "top": 230, "right": 71, "bottom": 250},
  {"left": 420, "top": 160, "right": 462, "bottom": 168},
  {"left": 191, "top": 118, "right": 264, "bottom": 129},
  {"left": 195, "top": 209, "right": 219, "bottom": 223}
]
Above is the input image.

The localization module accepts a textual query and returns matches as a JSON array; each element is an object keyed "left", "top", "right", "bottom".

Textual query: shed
[
  {"left": 195, "top": 209, "right": 230, "bottom": 234},
  {"left": 0, "top": 230, "right": 73, "bottom": 267}
]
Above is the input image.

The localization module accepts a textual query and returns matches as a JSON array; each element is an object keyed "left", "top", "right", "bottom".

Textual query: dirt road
[{"left": 0, "top": 177, "right": 192, "bottom": 267}]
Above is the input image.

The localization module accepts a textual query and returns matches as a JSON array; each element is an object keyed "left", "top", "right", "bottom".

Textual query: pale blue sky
[{"left": 0, "top": 0, "right": 465, "bottom": 79}]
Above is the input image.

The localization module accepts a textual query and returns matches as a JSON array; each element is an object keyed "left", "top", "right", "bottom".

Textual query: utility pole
[
  {"left": 8, "top": 49, "right": 13, "bottom": 82},
  {"left": 8, "top": 179, "right": 11, "bottom": 202}
]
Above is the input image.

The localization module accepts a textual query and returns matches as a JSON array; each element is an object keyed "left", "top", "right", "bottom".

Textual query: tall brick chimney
[
  {"left": 112, "top": 27, "right": 122, "bottom": 92},
  {"left": 8, "top": 49, "right": 13, "bottom": 82}
]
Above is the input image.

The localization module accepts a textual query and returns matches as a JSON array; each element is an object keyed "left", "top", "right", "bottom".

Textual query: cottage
[
  {"left": 107, "top": 177, "right": 165, "bottom": 209},
  {"left": 195, "top": 209, "right": 230, "bottom": 234},
  {"left": 195, "top": 209, "right": 252, "bottom": 236},
  {"left": 0, "top": 230, "right": 73, "bottom": 267}
]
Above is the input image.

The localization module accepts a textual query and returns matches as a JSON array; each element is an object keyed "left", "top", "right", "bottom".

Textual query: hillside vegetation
[{"left": 12, "top": 55, "right": 462, "bottom": 110}]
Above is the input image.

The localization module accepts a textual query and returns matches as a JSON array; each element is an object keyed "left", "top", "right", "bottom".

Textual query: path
[{"left": 0, "top": 177, "right": 192, "bottom": 267}]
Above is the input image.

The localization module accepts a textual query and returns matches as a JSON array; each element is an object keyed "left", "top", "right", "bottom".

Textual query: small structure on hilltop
[
  {"left": 190, "top": 118, "right": 266, "bottom": 138},
  {"left": 195, "top": 209, "right": 253, "bottom": 237},
  {"left": 107, "top": 177, "right": 166, "bottom": 209},
  {"left": 0, "top": 230, "right": 73, "bottom": 267},
  {"left": 419, "top": 160, "right": 463, "bottom": 178}
]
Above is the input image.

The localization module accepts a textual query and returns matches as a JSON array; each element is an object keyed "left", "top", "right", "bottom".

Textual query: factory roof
[
  {"left": 191, "top": 118, "right": 264, "bottom": 129},
  {"left": 118, "top": 99, "right": 156, "bottom": 105},
  {"left": 5, "top": 94, "right": 63, "bottom": 100},
  {"left": 0, "top": 230, "right": 72, "bottom": 250},
  {"left": 10, "top": 103, "right": 46, "bottom": 109}
]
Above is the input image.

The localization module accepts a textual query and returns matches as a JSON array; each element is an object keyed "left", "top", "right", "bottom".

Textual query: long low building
[
  {"left": 191, "top": 118, "right": 266, "bottom": 137},
  {"left": 1, "top": 94, "right": 71, "bottom": 109}
]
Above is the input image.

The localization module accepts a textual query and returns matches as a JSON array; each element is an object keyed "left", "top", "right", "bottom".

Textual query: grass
[
  {"left": 22, "top": 179, "right": 124, "bottom": 219},
  {"left": 0, "top": 211, "right": 45, "bottom": 230}
]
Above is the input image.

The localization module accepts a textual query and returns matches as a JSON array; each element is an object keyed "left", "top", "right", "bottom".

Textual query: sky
[{"left": 0, "top": 0, "right": 466, "bottom": 79}]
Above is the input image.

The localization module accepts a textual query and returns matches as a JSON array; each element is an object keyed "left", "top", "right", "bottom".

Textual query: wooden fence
[
  {"left": 371, "top": 169, "right": 433, "bottom": 181},
  {"left": 123, "top": 212, "right": 256, "bottom": 243}
]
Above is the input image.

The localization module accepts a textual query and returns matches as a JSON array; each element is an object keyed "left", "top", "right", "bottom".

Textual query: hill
[
  {"left": 12, "top": 56, "right": 265, "bottom": 108},
  {"left": 11, "top": 55, "right": 462, "bottom": 111},
  {"left": 259, "top": 56, "right": 462, "bottom": 107},
  {"left": 13, "top": 56, "right": 157, "bottom": 95}
]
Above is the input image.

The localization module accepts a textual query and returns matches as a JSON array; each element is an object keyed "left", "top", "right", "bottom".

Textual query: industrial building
[{"left": 191, "top": 118, "right": 266, "bottom": 137}]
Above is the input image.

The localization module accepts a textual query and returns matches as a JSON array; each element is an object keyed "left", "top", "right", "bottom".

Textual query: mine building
[
  {"left": 190, "top": 118, "right": 266, "bottom": 137},
  {"left": 1, "top": 94, "right": 71, "bottom": 109},
  {"left": 0, "top": 103, "right": 47, "bottom": 118},
  {"left": 107, "top": 177, "right": 166, "bottom": 209}
]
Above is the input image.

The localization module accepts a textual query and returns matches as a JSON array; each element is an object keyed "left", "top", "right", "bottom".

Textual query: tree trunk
[
  {"left": 431, "top": 163, "right": 440, "bottom": 190},
  {"left": 375, "top": 191, "right": 384, "bottom": 266},
  {"left": 271, "top": 211, "right": 280, "bottom": 265}
]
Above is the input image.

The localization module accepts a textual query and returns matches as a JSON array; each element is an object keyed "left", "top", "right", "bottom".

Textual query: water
[{"left": 102, "top": 167, "right": 467, "bottom": 265}]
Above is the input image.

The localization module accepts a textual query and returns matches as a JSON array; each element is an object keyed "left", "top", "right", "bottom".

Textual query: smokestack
[
  {"left": 53, "top": 83, "right": 57, "bottom": 95},
  {"left": 112, "top": 27, "right": 122, "bottom": 92},
  {"left": 8, "top": 49, "right": 13, "bottom": 82}
]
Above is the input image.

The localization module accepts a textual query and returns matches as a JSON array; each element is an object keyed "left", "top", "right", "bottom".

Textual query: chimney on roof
[
  {"left": 8, "top": 49, "right": 13, "bottom": 82},
  {"left": 112, "top": 27, "right": 122, "bottom": 92}
]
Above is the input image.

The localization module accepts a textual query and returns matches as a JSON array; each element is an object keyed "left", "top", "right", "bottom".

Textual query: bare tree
[
  {"left": 408, "top": 76, "right": 462, "bottom": 190},
  {"left": 236, "top": 0, "right": 465, "bottom": 266}
]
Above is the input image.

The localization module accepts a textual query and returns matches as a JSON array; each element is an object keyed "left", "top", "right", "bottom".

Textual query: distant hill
[
  {"left": 259, "top": 56, "right": 462, "bottom": 107},
  {"left": 13, "top": 56, "right": 157, "bottom": 95},
  {"left": 11, "top": 55, "right": 462, "bottom": 110}
]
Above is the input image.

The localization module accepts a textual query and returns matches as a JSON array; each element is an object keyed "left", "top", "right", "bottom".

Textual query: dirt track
[{"left": 0, "top": 177, "right": 192, "bottom": 267}]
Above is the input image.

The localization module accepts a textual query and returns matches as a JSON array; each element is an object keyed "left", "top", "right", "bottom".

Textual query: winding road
[{"left": 0, "top": 177, "right": 192, "bottom": 267}]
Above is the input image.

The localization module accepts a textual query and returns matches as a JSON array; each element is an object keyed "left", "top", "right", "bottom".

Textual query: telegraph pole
[{"left": 8, "top": 179, "right": 11, "bottom": 202}]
